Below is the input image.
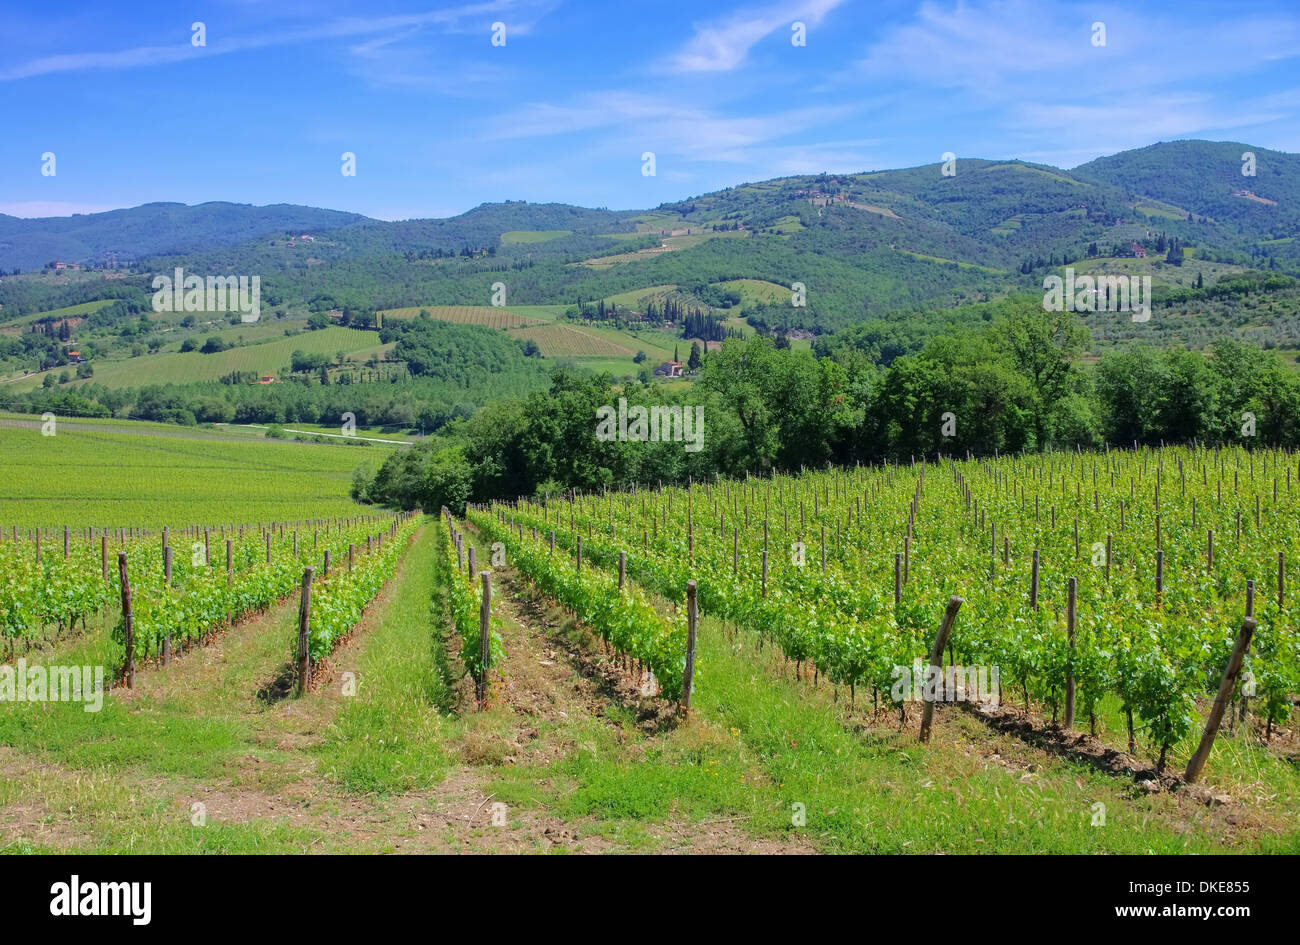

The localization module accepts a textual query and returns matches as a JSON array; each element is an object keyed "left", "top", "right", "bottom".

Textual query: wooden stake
[
  {"left": 1064, "top": 577, "right": 1077, "bottom": 729},
  {"left": 919, "top": 596, "right": 964, "bottom": 744},
  {"left": 1030, "top": 549, "right": 1040, "bottom": 610},
  {"left": 1184, "top": 615, "right": 1257, "bottom": 784},
  {"left": 118, "top": 552, "right": 134, "bottom": 689},
  {"left": 478, "top": 571, "right": 492, "bottom": 709},
  {"left": 296, "top": 567, "right": 314, "bottom": 696},
  {"left": 680, "top": 580, "right": 699, "bottom": 719}
]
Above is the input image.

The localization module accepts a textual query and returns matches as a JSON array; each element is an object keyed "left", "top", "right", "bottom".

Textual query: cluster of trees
[
  {"left": 383, "top": 314, "right": 544, "bottom": 385},
  {"left": 354, "top": 299, "right": 1300, "bottom": 514},
  {"left": 6, "top": 317, "right": 552, "bottom": 431}
]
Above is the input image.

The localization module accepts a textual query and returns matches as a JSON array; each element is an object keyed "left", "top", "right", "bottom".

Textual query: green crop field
[
  {"left": 0, "top": 415, "right": 369, "bottom": 526},
  {"left": 714, "top": 278, "right": 791, "bottom": 306},
  {"left": 506, "top": 323, "right": 637, "bottom": 357},
  {"left": 500, "top": 229, "right": 571, "bottom": 244},
  {"left": 378, "top": 305, "right": 544, "bottom": 329}
]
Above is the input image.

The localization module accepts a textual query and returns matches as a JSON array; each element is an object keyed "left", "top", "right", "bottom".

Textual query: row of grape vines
[
  {"left": 461, "top": 508, "right": 693, "bottom": 703},
  {"left": 0, "top": 513, "right": 410, "bottom": 662},
  {"left": 300, "top": 513, "right": 422, "bottom": 663},
  {"left": 436, "top": 513, "right": 504, "bottom": 692},
  {"left": 478, "top": 444, "right": 1300, "bottom": 772}
]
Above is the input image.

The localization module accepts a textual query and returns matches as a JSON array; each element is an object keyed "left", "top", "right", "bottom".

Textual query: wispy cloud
[
  {"left": 482, "top": 90, "right": 856, "bottom": 164},
  {"left": 661, "top": 0, "right": 845, "bottom": 73},
  {"left": 0, "top": 0, "right": 551, "bottom": 81},
  {"left": 853, "top": 0, "right": 1300, "bottom": 96}
]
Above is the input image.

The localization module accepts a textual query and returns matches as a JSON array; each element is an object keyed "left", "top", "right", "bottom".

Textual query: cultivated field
[
  {"left": 1, "top": 434, "right": 1298, "bottom": 854},
  {"left": 505, "top": 323, "right": 637, "bottom": 357},
  {"left": 378, "top": 306, "right": 545, "bottom": 329},
  {"left": 0, "top": 415, "right": 367, "bottom": 525},
  {"left": 2, "top": 326, "right": 382, "bottom": 392}
]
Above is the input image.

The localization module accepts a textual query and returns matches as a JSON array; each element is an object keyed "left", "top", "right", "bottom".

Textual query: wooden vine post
[
  {"left": 919, "top": 595, "right": 964, "bottom": 744},
  {"left": 680, "top": 580, "right": 699, "bottom": 719},
  {"left": 477, "top": 570, "right": 492, "bottom": 710},
  {"left": 162, "top": 544, "right": 173, "bottom": 665},
  {"left": 1184, "top": 613, "right": 1257, "bottom": 784},
  {"left": 296, "top": 567, "right": 314, "bottom": 697},
  {"left": 118, "top": 552, "right": 134, "bottom": 689},
  {"left": 1064, "top": 577, "right": 1077, "bottom": 729}
]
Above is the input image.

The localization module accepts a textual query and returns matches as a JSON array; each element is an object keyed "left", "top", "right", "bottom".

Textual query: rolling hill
[
  {"left": 1, "top": 140, "right": 1296, "bottom": 356},
  {"left": 0, "top": 201, "right": 369, "bottom": 272}
]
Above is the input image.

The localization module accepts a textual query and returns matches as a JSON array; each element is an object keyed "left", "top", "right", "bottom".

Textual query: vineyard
[
  {"left": 467, "top": 444, "right": 1300, "bottom": 781},
  {"left": 3, "top": 443, "right": 1299, "bottom": 854},
  {"left": 504, "top": 324, "right": 638, "bottom": 358},
  {"left": 0, "top": 420, "right": 368, "bottom": 526},
  {"left": 0, "top": 512, "right": 415, "bottom": 689},
  {"left": 378, "top": 306, "right": 545, "bottom": 329}
]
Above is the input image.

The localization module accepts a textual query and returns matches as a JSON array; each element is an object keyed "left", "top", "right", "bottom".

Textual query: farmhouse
[
  {"left": 654, "top": 361, "right": 684, "bottom": 377},
  {"left": 1131, "top": 243, "right": 1147, "bottom": 258},
  {"left": 256, "top": 375, "right": 275, "bottom": 385}
]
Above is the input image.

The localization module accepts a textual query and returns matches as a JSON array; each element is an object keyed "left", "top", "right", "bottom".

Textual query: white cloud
[
  {"left": 0, "top": 0, "right": 552, "bottom": 81},
  {"left": 482, "top": 91, "right": 857, "bottom": 166},
  {"left": 662, "top": 0, "right": 845, "bottom": 73},
  {"left": 853, "top": 0, "right": 1300, "bottom": 97}
]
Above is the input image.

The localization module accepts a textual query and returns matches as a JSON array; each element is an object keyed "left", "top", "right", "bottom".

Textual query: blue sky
[{"left": 3, "top": 0, "right": 1299, "bottom": 220}]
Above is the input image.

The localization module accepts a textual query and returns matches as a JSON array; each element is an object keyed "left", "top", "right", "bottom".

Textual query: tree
[
  {"left": 992, "top": 302, "right": 1088, "bottom": 448},
  {"left": 687, "top": 342, "right": 702, "bottom": 372}
]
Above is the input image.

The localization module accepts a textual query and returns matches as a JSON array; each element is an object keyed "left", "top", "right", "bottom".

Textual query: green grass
[
  {"left": 316, "top": 526, "right": 456, "bottom": 793},
  {"left": 4, "top": 326, "right": 381, "bottom": 392},
  {"left": 378, "top": 306, "right": 543, "bottom": 329},
  {"left": 500, "top": 230, "right": 572, "bottom": 244},
  {"left": 504, "top": 323, "right": 637, "bottom": 358},
  {"left": 1067, "top": 256, "right": 1247, "bottom": 289},
  {"left": 0, "top": 416, "right": 369, "bottom": 526},
  {"left": 497, "top": 305, "right": 565, "bottom": 323},
  {"left": 714, "top": 278, "right": 791, "bottom": 306},
  {"left": 895, "top": 249, "right": 1006, "bottom": 273}
]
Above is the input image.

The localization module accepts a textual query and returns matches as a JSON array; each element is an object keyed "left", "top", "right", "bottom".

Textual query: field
[
  {"left": 0, "top": 414, "right": 368, "bottom": 526},
  {"left": 0, "top": 299, "right": 116, "bottom": 332},
  {"left": 3, "top": 326, "right": 383, "bottom": 392},
  {"left": 2, "top": 428, "right": 1297, "bottom": 855},
  {"left": 1068, "top": 255, "right": 1247, "bottom": 290},
  {"left": 378, "top": 305, "right": 545, "bottom": 329},
  {"left": 504, "top": 323, "right": 637, "bottom": 358},
  {"left": 895, "top": 249, "right": 1007, "bottom": 273},
  {"left": 500, "top": 230, "right": 571, "bottom": 244}
]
